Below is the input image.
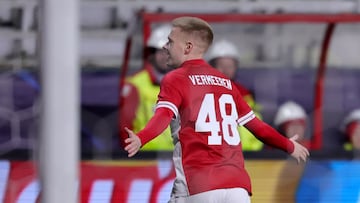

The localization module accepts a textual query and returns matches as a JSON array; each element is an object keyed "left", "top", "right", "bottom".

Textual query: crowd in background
[
  {"left": 116, "top": 24, "right": 360, "bottom": 159},
  {"left": 0, "top": 15, "right": 359, "bottom": 160}
]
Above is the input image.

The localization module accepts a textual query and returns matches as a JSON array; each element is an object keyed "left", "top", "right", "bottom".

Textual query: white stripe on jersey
[
  {"left": 237, "top": 111, "right": 255, "bottom": 126},
  {"left": 156, "top": 101, "right": 179, "bottom": 118}
]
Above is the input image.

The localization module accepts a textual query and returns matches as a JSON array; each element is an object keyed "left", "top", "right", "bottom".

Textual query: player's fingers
[
  {"left": 125, "top": 143, "right": 135, "bottom": 154},
  {"left": 124, "top": 130, "right": 137, "bottom": 143},
  {"left": 124, "top": 142, "right": 132, "bottom": 151},
  {"left": 124, "top": 127, "right": 134, "bottom": 137},
  {"left": 128, "top": 151, "right": 136, "bottom": 157},
  {"left": 123, "top": 128, "right": 140, "bottom": 157},
  {"left": 301, "top": 146, "right": 310, "bottom": 157},
  {"left": 127, "top": 145, "right": 139, "bottom": 157},
  {"left": 124, "top": 140, "right": 140, "bottom": 155},
  {"left": 127, "top": 147, "right": 135, "bottom": 157},
  {"left": 124, "top": 137, "right": 136, "bottom": 150},
  {"left": 301, "top": 150, "right": 309, "bottom": 162},
  {"left": 124, "top": 127, "right": 131, "bottom": 133},
  {"left": 301, "top": 154, "right": 307, "bottom": 163},
  {"left": 300, "top": 153, "right": 306, "bottom": 163},
  {"left": 124, "top": 137, "right": 132, "bottom": 144}
]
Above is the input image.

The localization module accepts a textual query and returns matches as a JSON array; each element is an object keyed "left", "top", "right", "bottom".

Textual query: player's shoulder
[
  {"left": 163, "top": 68, "right": 187, "bottom": 81},
  {"left": 162, "top": 68, "right": 193, "bottom": 91},
  {"left": 234, "top": 82, "right": 251, "bottom": 96}
]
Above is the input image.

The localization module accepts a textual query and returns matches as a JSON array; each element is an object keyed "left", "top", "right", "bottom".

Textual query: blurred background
[{"left": 0, "top": 0, "right": 360, "bottom": 202}]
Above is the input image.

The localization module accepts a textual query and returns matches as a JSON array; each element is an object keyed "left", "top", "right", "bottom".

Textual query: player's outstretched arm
[
  {"left": 123, "top": 107, "right": 174, "bottom": 157},
  {"left": 289, "top": 134, "right": 310, "bottom": 163},
  {"left": 124, "top": 127, "right": 142, "bottom": 157},
  {"left": 245, "top": 117, "right": 310, "bottom": 162}
]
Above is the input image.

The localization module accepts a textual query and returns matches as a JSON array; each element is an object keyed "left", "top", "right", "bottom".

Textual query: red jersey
[
  {"left": 234, "top": 82, "right": 251, "bottom": 98},
  {"left": 157, "top": 59, "right": 254, "bottom": 196}
]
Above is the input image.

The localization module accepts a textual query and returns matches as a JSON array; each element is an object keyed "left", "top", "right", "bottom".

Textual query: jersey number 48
[{"left": 195, "top": 93, "right": 240, "bottom": 146}]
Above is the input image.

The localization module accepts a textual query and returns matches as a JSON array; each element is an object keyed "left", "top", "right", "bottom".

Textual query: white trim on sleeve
[
  {"left": 156, "top": 101, "right": 179, "bottom": 118},
  {"left": 237, "top": 111, "right": 255, "bottom": 126}
]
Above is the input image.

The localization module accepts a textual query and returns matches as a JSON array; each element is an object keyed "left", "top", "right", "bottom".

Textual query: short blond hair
[{"left": 171, "top": 16, "right": 214, "bottom": 51}]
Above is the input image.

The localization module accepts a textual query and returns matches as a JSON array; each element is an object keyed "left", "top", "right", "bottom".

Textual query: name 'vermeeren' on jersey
[{"left": 188, "top": 75, "right": 232, "bottom": 90}]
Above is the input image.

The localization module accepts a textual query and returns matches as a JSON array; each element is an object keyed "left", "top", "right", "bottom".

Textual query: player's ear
[{"left": 184, "top": 41, "right": 193, "bottom": 54}]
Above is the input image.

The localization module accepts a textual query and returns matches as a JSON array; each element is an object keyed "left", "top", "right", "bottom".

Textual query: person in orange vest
[
  {"left": 119, "top": 24, "right": 175, "bottom": 151},
  {"left": 206, "top": 39, "right": 263, "bottom": 151}
]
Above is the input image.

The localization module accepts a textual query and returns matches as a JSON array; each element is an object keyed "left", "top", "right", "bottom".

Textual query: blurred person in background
[
  {"left": 341, "top": 109, "right": 360, "bottom": 158},
  {"left": 206, "top": 39, "right": 263, "bottom": 151},
  {"left": 273, "top": 101, "right": 310, "bottom": 202},
  {"left": 274, "top": 101, "right": 310, "bottom": 149},
  {"left": 119, "top": 24, "right": 175, "bottom": 151}
]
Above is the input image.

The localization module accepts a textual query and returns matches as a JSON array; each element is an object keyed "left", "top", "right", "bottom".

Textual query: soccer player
[{"left": 123, "top": 16, "right": 309, "bottom": 203}]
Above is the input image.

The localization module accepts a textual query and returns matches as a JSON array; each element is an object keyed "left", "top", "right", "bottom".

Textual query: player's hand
[
  {"left": 124, "top": 127, "right": 142, "bottom": 157},
  {"left": 289, "top": 134, "right": 310, "bottom": 164}
]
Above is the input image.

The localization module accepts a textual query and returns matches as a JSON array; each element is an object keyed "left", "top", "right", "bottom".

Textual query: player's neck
[{"left": 184, "top": 53, "right": 203, "bottom": 62}]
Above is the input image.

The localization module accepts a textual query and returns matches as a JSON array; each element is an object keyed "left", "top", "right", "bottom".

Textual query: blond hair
[{"left": 171, "top": 16, "right": 214, "bottom": 51}]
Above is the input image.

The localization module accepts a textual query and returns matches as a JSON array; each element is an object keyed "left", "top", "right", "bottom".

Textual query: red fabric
[
  {"left": 234, "top": 82, "right": 251, "bottom": 97},
  {"left": 157, "top": 59, "right": 252, "bottom": 195},
  {"left": 245, "top": 117, "right": 295, "bottom": 153},
  {"left": 137, "top": 108, "right": 174, "bottom": 146}
]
